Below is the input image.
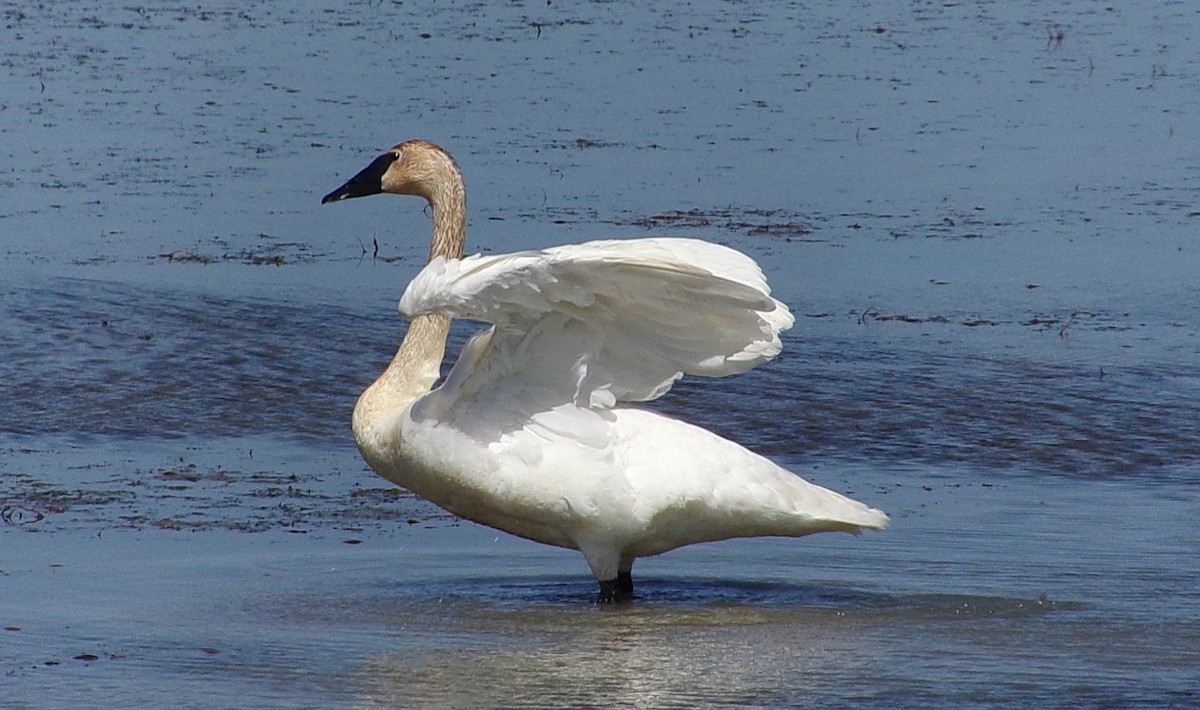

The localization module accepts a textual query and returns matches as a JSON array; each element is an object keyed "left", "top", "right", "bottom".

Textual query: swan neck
[
  {"left": 428, "top": 172, "right": 466, "bottom": 261},
  {"left": 355, "top": 145, "right": 463, "bottom": 457},
  {"left": 352, "top": 313, "right": 451, "bottom": 448}
]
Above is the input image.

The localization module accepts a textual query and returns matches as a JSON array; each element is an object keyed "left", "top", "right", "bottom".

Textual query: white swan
[{"left": 322, "top": 140, "right": 887, "bottom": 602}]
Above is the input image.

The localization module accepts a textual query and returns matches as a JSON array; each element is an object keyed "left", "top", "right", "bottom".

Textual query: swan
[{"left": 322, "top": 140, "right": 887, "bottom": 602}]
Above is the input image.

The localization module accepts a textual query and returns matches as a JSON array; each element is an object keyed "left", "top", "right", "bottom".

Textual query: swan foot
[{"left": 596, "top": 571, "right": 635, "bottom": 604}]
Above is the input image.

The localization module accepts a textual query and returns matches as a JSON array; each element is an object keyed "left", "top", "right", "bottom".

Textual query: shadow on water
[
  {"left": 6, "top": 277, "right": 1200, "bottom": 483},
  {"left": 381, "top": 573, "right": 1080, "bottom": 620}
]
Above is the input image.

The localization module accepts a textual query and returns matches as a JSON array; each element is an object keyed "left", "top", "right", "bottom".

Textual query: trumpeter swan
[{"left": 322, "top": 140, "right": 887, "bottom": 602}]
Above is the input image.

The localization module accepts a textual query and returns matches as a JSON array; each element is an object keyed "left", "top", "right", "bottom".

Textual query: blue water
[{"left": 3, "top": 1, "right": 1199, "bottom": 707}]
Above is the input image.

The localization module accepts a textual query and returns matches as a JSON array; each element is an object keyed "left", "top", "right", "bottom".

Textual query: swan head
[{"left": 321, "top": 140, "right": 461, "bottom": 205}]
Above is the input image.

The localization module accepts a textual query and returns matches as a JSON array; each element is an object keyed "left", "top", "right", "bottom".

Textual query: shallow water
[{"left": 3, "top": 1, "right": 1200, "bottom": 707}]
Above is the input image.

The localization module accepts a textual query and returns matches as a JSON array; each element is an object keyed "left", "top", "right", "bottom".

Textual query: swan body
[{"left": 323, "top": 140, "right": 887, "bottom": 601}]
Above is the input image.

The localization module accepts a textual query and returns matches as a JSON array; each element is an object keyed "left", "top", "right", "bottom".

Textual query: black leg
[
  {"left": 596, "top": 577, "right": 633, "bottom": 604},
  {"left": 617, "top": 569, "right": 633, "bottom": 597},
  {"left": 597, "top": 579, "right": 619, "bottom": 603},
  {"left": 595, "top": 557, "right": 635, "bottom": 604}
]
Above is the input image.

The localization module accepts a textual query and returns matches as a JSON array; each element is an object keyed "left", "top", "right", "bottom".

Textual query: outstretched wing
[{"left": 401, "top": 237, "right": 794, "bottom": 416}]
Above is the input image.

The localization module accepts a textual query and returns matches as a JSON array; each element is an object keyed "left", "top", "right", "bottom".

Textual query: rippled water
[{"left": 3, "top": 1, "right": 1199, "bottom": 707}]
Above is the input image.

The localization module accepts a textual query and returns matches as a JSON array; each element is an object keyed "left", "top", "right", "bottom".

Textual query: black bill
[{"left": 321, "top": 151, "right": 399, "bottom": 204}]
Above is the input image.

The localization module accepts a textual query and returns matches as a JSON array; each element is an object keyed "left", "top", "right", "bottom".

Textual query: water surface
[{"left": 3, "top": 1, "right": 1199, "bottom": 707}]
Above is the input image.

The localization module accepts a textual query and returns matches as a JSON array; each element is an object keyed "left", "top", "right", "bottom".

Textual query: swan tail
[
  {"left": 710, "top": 464, "right": 890, "bottom": 540},
  {"left": 782, "top": 477, "right": 888, "bottom": 532},
  {"left": 773, "top": 485, "right": 890, "bottom": 537}
]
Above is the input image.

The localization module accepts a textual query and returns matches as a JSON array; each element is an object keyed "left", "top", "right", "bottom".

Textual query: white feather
[
  {"left": 393, "top": 237, "right": 885, "bottom": 583},
  {"left": 400, "top": 238, "right": 796, "bottom": 407}
]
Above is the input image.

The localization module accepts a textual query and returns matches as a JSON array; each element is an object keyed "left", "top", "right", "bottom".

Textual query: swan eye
[{"left": 392, "top": 151, "right": 403, "bottom": 162}]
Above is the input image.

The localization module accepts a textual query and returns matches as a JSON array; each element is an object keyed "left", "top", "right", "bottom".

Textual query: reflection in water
[
  {"left": 349, "top": 581, "right": 1075, "bottom": 708},
  {"left": 365, "top": 622, "right": 815, "bottom": 708},
  {"left": 360, "top": 600, "right": 876, "bottom": 708}
]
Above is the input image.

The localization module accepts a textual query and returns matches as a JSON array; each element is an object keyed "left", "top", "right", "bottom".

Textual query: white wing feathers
[{"left": 399, "top": 237, "right": 794, "bottom": 411}]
